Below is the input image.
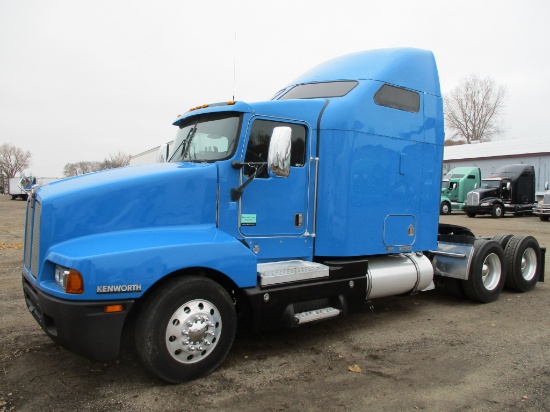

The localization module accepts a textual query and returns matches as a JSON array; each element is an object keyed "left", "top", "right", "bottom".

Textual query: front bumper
[
  {"left": 22, "top": 275, "right": 134, "bottom": 361},
  {"left": 462, "top": 205, "right": 492, "bottom": 215},
  {"left": 533, "top": 207, "right": 550, "bottom": 216}
]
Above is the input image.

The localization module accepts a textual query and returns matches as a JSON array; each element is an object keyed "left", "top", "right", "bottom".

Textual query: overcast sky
[{"left": 1, "top": 0, "right": 549, "bottom": 177}]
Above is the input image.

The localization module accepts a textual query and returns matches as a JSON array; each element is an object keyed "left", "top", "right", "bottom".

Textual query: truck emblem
[{"left": 96, "top": 284, "right": 142, "bottom": 294}]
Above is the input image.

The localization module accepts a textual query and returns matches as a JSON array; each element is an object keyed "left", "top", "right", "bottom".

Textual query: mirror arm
[{"left": 231, "top": 164, "right": 267, "bottom": 201}]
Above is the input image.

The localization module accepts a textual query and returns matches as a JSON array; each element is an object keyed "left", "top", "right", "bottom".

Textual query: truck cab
[
  {"left": 21, "top": 49, "right": 545, "bottom": 383},
  {"left": 462, "top": 164, "right": 536, "bottom": 218},
  {"left": 440, "top": 167, "right": 481, "bottom": 214}
]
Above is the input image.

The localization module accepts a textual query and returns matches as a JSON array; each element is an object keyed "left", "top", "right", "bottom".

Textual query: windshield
[
  {"left": 481, "top": 179, "right": 501, "bottom": 189},
  {"left": 169, "top": 113, "right": 241, "bottom": 162},
  {"left": 441, "top": 180, "right": 449, "bottom": 190}
]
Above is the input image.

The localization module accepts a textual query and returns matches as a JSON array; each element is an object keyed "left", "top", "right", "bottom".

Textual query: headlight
[
  {"left": 480, "top": 202, "right": 491, "bottom": 206},
  {"left": 55, "top": 265, "right": 84, "bottom": 294}
]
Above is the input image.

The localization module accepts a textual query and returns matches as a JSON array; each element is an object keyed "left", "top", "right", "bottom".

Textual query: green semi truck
[{"left": 440, "top": 167, "right": 481, "bottom": 215}]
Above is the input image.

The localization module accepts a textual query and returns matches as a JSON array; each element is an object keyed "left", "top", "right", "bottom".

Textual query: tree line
[{"left": 0, "top": 145, "right": 131, "bottom": 193}]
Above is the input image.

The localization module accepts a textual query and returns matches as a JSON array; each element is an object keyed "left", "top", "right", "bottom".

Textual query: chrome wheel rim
[
  {"left": 481, "top": 253, "right": 501, "bottom": 290},
  {"left": 520, "top": 248, "right": 537, "bottom": 281},
  {"left": 165, "top": 299, "right": 222, "bottom": 364}
]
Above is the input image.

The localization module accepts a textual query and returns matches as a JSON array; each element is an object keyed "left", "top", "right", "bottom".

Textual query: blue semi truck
[{"left": 22, "top": 48, "right": 545, "bottom": 383}]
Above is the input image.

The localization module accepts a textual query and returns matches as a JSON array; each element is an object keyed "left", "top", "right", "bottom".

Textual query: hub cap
[
  {"left": 165, "top": 299, "right": 222, "bottom": 364},
  {"left": 481, "top": 253, "right": 501, "bottom": 290},
  {"left": 520, "top": 248, "right": 537, "bottom": 281}
]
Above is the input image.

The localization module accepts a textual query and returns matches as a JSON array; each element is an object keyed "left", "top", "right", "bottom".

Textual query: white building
[{"left": 443, "top": 137, "right": 550, "bottom": 192}]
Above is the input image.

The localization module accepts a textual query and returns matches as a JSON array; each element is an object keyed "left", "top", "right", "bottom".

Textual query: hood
[
  {"left": 472, "top": 187, "right": 500, "bottom": 200},
  {"left": 36, "top": 163, "right": 219, "bottom": 246}
]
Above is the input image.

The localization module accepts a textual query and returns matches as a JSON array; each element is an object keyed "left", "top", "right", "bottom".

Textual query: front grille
[
  {"left": 544, "top": 193, "right": 550, "bottom": 206},
  {"left": 466, "top": 192, "right": 480, "bottom": 206},
  {"left": 23, "top": 199, "right": 41, "bottom": 278}
]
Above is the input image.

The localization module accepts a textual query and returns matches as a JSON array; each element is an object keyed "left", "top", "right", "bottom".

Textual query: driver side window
[{"left": 244, "top": 120, "right": 306, "bottom": 177}]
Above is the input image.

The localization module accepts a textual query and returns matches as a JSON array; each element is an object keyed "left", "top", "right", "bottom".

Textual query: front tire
[
  {"left": 539, "top": 215, "right": 550, "bottom": 222},
  {"left": 492, "top": 204, "right": 504, "bottom": 218},
  {"left": 463, "top": 239, "right": 505, "bottom": 303},
  {"left": 135, "top": 276, "right": 237, "bottom": 383},
  {"left": 504, "top": 235, "right": 541, "bottom": 292},
  {"left": 466, "top": 211, "right": 477, "bottom": 218},
  {"left": 440, "top": 202, "right": 451, "bottom": 215}
]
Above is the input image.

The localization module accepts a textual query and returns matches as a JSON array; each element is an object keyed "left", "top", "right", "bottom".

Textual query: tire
[
  {"left": 463, "top": 239, "right": 505, "bottom": 303},
  {"left": 440, "top": 202, "right": 451, "bottom": 215},
  {"left": 135, "top": 276, "right": 237, "bottom": 383},
  {"left": 539, "top": 215, "right": 550, "bottom": 222},
  {"left": 503, "top": 235, "right": 541, "bottom": 292},
  {"left": 491, "top": 204, "right": 504, "bottom": 218},
  {"left": 491, "top": 233, "right": 513, "bottom": 250},
  {"left": 466, "top": 211, "right": 477, "bottom": 218}
]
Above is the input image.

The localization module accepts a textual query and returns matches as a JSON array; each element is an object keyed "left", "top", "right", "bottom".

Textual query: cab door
[{"left": 238, "top": 118, "right": 312, "bottom": 260}]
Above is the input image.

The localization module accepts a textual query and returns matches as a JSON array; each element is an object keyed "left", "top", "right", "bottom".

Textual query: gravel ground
[{"left": 0, "top": 194, "right": 548, "bottom": 411}]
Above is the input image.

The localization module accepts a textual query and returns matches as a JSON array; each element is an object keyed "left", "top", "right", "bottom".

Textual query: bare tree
[
  {"left": 444, "top": 75, "right": 507, "bottom": 144},
  {"left": 101, "top": 152, "right": 131, "bottom": 170},
  {"left": 0, "top": 143, "right": 32, "bottom": 192},
  {"left": 0, "top": 143, "right": 32, "bottom": 178},
  {"left": 63, "top": 152, "right": 131, "bottom": 177}
]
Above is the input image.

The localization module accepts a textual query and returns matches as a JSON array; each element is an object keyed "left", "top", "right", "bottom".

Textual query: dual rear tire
[{"left": 460, "top": 235, "right": 541, "bottom": 303}]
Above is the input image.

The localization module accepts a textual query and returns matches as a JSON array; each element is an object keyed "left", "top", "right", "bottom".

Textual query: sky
[{"left": 1, "top": 0, "right": 549, "bottom": 178}]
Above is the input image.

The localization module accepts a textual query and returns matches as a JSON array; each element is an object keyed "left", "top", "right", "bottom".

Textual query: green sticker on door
[{"left": 241, "top": 214, "right": 257, "bottom": 226}]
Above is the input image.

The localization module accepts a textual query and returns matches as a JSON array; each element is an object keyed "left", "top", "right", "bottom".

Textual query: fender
[{"left": 38, "top": 225, "right": 258, "bottom": 300}]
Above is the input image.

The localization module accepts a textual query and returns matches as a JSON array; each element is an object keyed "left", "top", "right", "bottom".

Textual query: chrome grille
[
  {"left": 23, "top": 199, "right": 41, "bottom": 278},
  {"left": 24, "top": 201, "right": 33, "bottom": 269},
  {"left": 544, "top": 193, "right": 550, "bottom": 206},
  {"left": 466, "top": 192, "right": 479, "bottom": 206},
  {"left": 31, "top": 201, "right": 41, "bottom": 276}
]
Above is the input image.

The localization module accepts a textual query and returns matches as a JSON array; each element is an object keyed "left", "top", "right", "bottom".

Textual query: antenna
[{"left": 232, "top": 32, "right": 237, "bottom": 101}]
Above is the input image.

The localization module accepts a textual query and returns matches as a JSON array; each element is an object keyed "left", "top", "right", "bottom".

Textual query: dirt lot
[{"left": 1, "top": 194, "right": 548, "bottom": 411}]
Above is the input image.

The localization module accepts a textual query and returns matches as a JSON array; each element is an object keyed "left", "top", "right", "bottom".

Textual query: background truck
[
  {"left": 440, "top": 166, "right": 481, "bottom": 214},
  {"left": 462, "top": 164, "right": 536, "bottom": 218},
  {"left": 22, "top": 48, "right": 545, "bottom": 383},
  {"left": 534, "top": 182, "right": 550, "bottom": 221},
  {"left": 8, "top": 177, "right": 27, "bottom": 200}
]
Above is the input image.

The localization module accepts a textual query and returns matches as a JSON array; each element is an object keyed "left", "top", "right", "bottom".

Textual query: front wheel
[
  {"left": 504, "top": 235, "right": 541, "bottom": 292},
  {"left": 135, "top": 276, "right": 237, "bottom": 383},
  {"left": 463, "top": 239, "right": 505, "bottom": 303},
  {"left": 539, "top": 215, "right": 550, "bottom": 222},
  {"left": 440, "top": 202, "right": 451, "bottom": 215},
  {"left": 492, "top": 204, "right": 504, "bottom": 218},
  {"left": 466, "top": 211, "right": 477, "bottom": 218}
]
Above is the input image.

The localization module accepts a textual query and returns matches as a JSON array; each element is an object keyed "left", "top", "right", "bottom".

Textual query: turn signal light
[{"left": 66, "top": 270, "right": 84, "bottom": 294}]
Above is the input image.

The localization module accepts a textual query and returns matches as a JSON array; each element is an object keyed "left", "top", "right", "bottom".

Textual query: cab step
[
  {"left": 294, "top": 307, "right": 341, "bottom": 325},
  {"left": 257, "top": 260, "right": 329, "bottom": 287}
]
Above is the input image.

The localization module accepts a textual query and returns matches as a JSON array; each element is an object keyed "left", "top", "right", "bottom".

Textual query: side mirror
[
  {"left": 506, "top": 182, "right": 511, "bottom": 191},
  {"left": 267, "top": 127, "right": 292, "bottom": 178},
  {"left": 546, "top": 182, "right": 549, "bottom": 191},
  {"left": 156, "top": 143, "right": 169, "bottom": 163},
  {"left": 474, "top": 183, "right": 478, "bottom": 189}
]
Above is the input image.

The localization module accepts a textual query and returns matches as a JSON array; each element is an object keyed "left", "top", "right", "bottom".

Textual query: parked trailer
[{"left": 22, "top": 48, "right": 545, "bottom": 383}]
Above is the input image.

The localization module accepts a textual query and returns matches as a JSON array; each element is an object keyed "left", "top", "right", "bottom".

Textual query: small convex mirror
[
  {"left": 546, "top": 182, "right": 549, "bottom": 191},
  {"left": 156, "top": 143, "right": 169, "bottom": 163},
  {"left": 267, "top": 127, "right": 292, "bottom": 178}
]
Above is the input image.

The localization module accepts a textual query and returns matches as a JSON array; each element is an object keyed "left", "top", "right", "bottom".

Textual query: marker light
[
  {"left": 104, "top": 304, "right": 124, "bottom": 313},
  {"left": 55, "top": 265, "right": 84, "bottom": 294}
]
